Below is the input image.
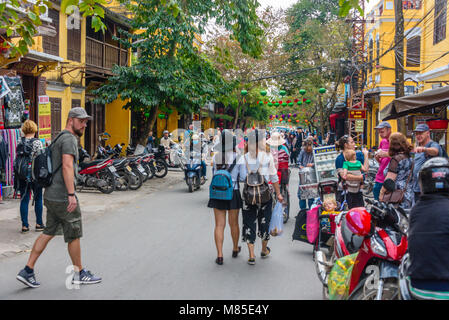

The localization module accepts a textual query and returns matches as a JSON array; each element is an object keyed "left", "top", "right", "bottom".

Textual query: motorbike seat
[
  {"left": 341, "top": 216, "right": 365, "bottom": 254},
  {"left": 79, "top": 160, "right": 106, "bottom": 171},
  {"left": 113, "top": 159, "right": 127, "bottom": 167}
]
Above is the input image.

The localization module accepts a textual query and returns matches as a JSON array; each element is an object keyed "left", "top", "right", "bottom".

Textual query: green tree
[
  {"left": 93, "top": 0, "right": 265, "bottom": 144},
  {"left": 281, "top": 0, "right": 351, "bottom": 135}
]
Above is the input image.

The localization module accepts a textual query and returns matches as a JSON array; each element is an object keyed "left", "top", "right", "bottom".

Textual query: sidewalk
[{"left": 0, "top": 170, "right": 185, "bottom": 258}]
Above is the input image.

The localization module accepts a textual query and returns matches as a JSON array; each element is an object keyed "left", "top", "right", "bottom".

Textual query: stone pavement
[{"left": 0, "top": 170, "right": 184, "bottom": 258}]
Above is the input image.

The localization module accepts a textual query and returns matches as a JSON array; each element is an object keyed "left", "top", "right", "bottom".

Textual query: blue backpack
[{"left": 209, "top": 158, "right": 237, "bottom": 201}]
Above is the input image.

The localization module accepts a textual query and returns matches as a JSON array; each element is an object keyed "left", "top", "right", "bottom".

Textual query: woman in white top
[
  {"left": 240, "top": 129, "right": 283, "bottom": 265},
  {"left": 207, "top": 130, "right": 244, "bottom": 265}
]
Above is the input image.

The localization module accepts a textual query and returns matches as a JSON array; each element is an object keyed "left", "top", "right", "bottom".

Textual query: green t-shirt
[
  {"left": 44, "top": 130, "right": 79, "bottom": 202},
  {"left": 343, "top": 160, "right": 362, "bottom": 172}
]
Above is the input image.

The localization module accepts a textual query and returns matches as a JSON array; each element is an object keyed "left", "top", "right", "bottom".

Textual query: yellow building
[
  {"left": 364, "top": 0, "right": 449, "bottom": 148},
  {"left": 1, "top": 1, "right": 132, "bottom": 155}
]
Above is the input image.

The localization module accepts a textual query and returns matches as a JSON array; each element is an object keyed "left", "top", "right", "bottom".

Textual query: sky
[{"left": 257, "top": 0, "right": 298, "bottom": 10}]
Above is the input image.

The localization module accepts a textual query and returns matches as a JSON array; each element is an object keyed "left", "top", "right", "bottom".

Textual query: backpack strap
[{"left": 49, "top": 131, "right": 72, "bottom": 174}]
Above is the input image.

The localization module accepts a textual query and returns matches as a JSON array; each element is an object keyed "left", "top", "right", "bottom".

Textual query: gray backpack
[{"left": 242, "top": 154, "right": 272, "bottom": 206}]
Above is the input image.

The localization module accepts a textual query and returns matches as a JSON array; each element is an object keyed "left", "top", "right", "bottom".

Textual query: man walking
[
  {"left": 412, "top": 123, "right": 442, "bottom": 203},
  {"left": 292, "top": 127, "right": 304, "bottom": 166},
  {"left": 373, "top": 122, "right": 392, "bottom": 200},
  {"left": 17, "top": 107, "right": 101, "bottom": 288}
]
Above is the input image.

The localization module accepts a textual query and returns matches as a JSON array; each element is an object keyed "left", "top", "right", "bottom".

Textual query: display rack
[{"left": 313, "top": 145, "right": 338, "bottom": 184}]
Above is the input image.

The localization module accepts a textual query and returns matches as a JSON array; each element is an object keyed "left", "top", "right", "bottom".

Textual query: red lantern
[
  {"left": 264, "top": 101, "right": 268, "bottom": 104},
  {"left": 294, "top": 99, "right": 299, "bottom": 103},
  {"left": 286, "top": 100, "right": 291, "bottom": 104},
  {"left": 279, "top": 101, "right": 283, "bottom": 104}
]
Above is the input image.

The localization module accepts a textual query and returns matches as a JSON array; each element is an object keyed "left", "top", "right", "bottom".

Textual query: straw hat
[{"left": 266, "top": 131, "right": 286, "bottom": 146}]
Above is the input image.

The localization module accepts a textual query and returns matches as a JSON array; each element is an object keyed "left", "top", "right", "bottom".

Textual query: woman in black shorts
[{"left": 207, "top": 130, "right": 244, "bottom": 265}]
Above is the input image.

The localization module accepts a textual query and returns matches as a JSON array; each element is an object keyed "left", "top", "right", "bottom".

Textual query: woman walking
[
  {"left": 335, "top": 135, "right": 369, "bottom": 209},
  {"left": 379, "top": 132, "right": 415, "bottom": 209},
  {"left": 207, "top": 130, "right": 243, "bottom": 265},
  {"left": 17, "top": 120, "right": 44, "bottom": 233},
  {"left": 240, "top": 129, "right": 283, "bottom": 265}
]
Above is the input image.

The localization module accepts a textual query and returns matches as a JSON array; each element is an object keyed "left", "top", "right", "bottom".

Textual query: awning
[{"left": 380, "top": 86, "right": 449, "bottom": 121}]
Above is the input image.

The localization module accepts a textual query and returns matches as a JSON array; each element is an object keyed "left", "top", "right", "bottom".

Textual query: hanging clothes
[
  {"left": 0, "top": 134, "right": 8, "bottom": 171},
  {"left": 1, "top": 128, "right": 21, "bottom": 186},
  {"left": 0, "top": 76, "right": 11, "bottom": 99},
  {"left": 4, "top": 76, "right": 25, "bottom": 128}
]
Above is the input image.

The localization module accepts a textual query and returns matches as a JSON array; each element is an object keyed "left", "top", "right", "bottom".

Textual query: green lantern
[
  {"left": 144, "top": 112, "right": 150, "bottom": 118},
  {"left": 297, "top": 100, "right": 303, "bottom": 105},
  {"left": 288, "top": 102, "right": 294, "bottom": 106},
  {"left": 305, "top": 99, "right": 311, "bottom": 104},
  {"left": 279, "top": 90, "right": 286, "bottom": 96},
  {"left": 274, "top": 102, "right": 279, "bottom": 107},
  {"left": 319, "top": 88, "right": 326, "bottom": 94},
  {"left": 241, "top": 90, "right": 248, "bottom": 96},
  {"left": 268, "top": 102, "right": 273, "bottom": 106},
  {"left": 299, "top": 89, "right": 306, "bottom": 95},
  {"left": 260, "top": 90, "right": 267, "bottom": 96},
  {"left": 282, "top": 102, "right": 287, "bottom": 106},
  {"left": 158, "top": 113, "right": 165, "bottom": 119}
]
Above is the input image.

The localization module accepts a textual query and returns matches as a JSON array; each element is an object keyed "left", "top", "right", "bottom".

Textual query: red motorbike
[
  {"left": 316, "top": 199, "right": 409, "bottom": 300},
  {"left": 77, "top": 148, "right": 117, "bottom": 194}
]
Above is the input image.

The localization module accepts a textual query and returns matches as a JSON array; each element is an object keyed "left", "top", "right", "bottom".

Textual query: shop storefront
[{"left": 380, "top": 86, "right": 449, "bottom": 153}]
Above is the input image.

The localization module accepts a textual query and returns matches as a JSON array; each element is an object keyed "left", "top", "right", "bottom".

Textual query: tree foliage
[{"left": 93, "top": 0, "right": 265, "bottom": 142}]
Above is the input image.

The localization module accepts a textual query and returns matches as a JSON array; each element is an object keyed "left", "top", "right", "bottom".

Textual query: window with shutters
[
  {"left": 406, "top": 35, "right": 420, "bottom": 67},
  {"left": 67, "top": 24, "right": 81, "bottom": 62},
  {"left": 72, "top": 99, "right": 81, "bottom": 109},
  {"left": 368, "top": 39, "right": 373, "bottom": 73},
  {"left": 434, "top": 0, "right": 447, "bottom": 45},
  {"left": 50, "top": 98, "right": 62, "bottom": 140},
  {"left": 43, "top": 9, "right": 60, "bottom": 56}
]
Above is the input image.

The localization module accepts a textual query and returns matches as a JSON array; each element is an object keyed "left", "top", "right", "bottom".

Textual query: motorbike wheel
[
  {"left": 281, "top": 184, "right": 290, "bottom": 224},
  {"left": 154, "top": 159, "right": 168, "bottom": 178},
  {"left": 143, "top": 163, "right": 154, "bottom": 180},
  {"left": 115, "top": 172, "right": 129, "bottom": 191},
  {"left": 128, "top": 171, "right": 143, "bottom": 190},
  {"left": 349, "top": 277, "right": 399, "bottom": 300},
  {"left": 187, "top": 177, "right": 194, "bottom": 193},
  {"left": 98, "top": 170, "right": 116, "bottom": 194}
]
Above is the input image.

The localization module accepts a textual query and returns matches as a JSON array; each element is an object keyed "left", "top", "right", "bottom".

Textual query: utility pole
[{"left": 394, "top": 0, "right": 406, "bottom": 134}]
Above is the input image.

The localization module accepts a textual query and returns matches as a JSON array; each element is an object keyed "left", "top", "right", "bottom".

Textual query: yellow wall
[{"left": 105, "top": 98, "right": 131, "bottom": 147}]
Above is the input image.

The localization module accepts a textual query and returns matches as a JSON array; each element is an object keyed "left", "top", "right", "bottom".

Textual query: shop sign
[
  {"left": 355, "top": 119, "right": 364, "bottom": 132},
  {"left": 349, "top": 110, "right": 366, "bottom": 119},
  {"left": 38, "top": 95, "right": 51, "bottom": 142},
  {"left": 313, "top": 145, "right": 337, "bottom": 155}
]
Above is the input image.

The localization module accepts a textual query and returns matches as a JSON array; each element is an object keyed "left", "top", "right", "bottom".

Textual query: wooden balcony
[{"left": 86, "top": 37, "right": 128, "bottom": 73}]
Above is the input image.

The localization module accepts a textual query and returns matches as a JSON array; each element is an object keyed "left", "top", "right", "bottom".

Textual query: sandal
[
  {"left": 261, "top": 247, "right": 271, "bottom": 259},
  {"left": 215, "top": 257, "right": 223, "bottom": 265},
  {"left": 247, "top": 258, "right": 256, "bottom": 265},
  {"left": 21, "top": 226, "right": 30, "bottom": 233},
  {"left": 35, "top": 225, "right": 45, "bottom": 232},
  {"left": 232, "top": 246, "right": 241, "bottom": 258}
]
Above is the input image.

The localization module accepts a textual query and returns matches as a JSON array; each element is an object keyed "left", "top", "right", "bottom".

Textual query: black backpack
[
  {"left": 13, "top": 137, "right": 37, "bottom": 182},
  {"left": 32, "top": 131, "right": 69, "bottom": 188}
]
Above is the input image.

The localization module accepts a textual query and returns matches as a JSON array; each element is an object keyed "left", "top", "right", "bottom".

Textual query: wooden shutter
[
  {"left": 50, "top": 97, "right": 62, "bottom": 140},
  {"left": 434, "top": 0, "right": 447, "bottom": 44},
  {"left": 43, "top": 9, "right": 60, "bottom": 56},
  {"left": 72, "top": 99, "right": 81, "bottom": 109},
  {"left": 67, "top": 25, "right": 81, "bottom": 62},
  {"left": 406, "top": 36, "right": 420, "bottom": 67}
]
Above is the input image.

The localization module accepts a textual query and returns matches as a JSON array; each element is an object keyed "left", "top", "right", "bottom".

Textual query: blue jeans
[
  {"left": 297, "top": 188, "right": 314, "bottom": 210},
  {"left": 201, "top": 161, "right": 207, "bottom": 177},
  {"left": 19, "top": 182, "right": 43, "bottom": 228},
  {"left": 373, "top": 182, "right": 383, "bottom": 201}
]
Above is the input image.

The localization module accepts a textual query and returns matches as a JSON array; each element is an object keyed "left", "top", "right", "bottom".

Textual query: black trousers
[
  {"left": 346, "top": 191, "right": 365, "bottom": 209},
  {"left": 242, "top": 199, "right": 273, "bottom": 244}
]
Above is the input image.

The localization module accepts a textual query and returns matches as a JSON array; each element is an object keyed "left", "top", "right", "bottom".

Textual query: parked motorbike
[
  {"left": 362, "top": 151, "right": 379, "bottom": 199},
  {"left": 184, "top": 150, "right": 205, "bottom": 193},
  {"left": 151, "top": 145, "right": 169, "bottom": 178},
  {"left": 77, "top": 148, "right": 117, "bottom": 194},
  {"left": 96, "top": 144, "right": 142, "bottom": 190},
  {"left": 316, "top": 198, "right": 408, "bottom": 300},
  {"left": 166, "top": 143, "right": 186, "bottom": 170}
]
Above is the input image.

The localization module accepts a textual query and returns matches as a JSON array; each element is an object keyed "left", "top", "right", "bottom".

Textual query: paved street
[{"left": 0, "top": 168, "right": 322, "bottom": 300}]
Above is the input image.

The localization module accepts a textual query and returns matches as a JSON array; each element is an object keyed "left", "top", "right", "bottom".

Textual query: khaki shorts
[{"left": 43, "top": 199, "right": 83, "bottom": 243}]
